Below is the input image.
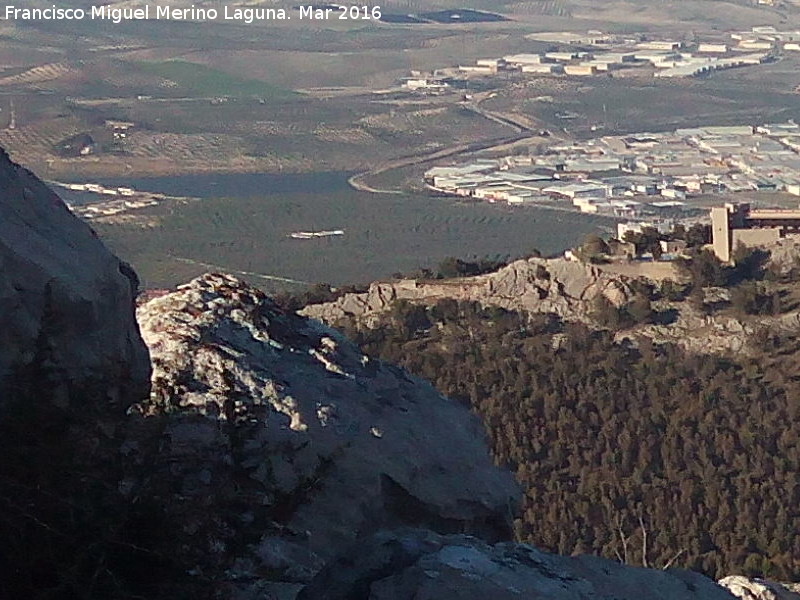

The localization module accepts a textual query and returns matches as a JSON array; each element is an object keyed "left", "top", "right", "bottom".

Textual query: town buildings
[
  {"left": 424, "top": 122, "right": 800, "bottom": 246},
  {"left": 445, "top": 27, "right": 798, "bottom": 84},
  {"left": 425, "top": 122, "right": 800, "bottom": 229}
]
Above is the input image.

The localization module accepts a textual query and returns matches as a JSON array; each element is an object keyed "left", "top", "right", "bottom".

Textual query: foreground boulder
[
  {"left": 136, "top": 273, "right": 520, "bottom": 586},
  {"left": 299, "top": 529, "right": 738, "bottom": 600},
  {"left": 0, "top": 148, "right": 150, "bottom": 408}
]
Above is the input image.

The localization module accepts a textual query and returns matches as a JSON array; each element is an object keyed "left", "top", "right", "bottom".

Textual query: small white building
[
  {"left": 697, "top": 43, "right": 728, "bottom": 53},
  {"left": 660, "top": 188, "right": 687, "bottom": 200},
  {"left": 564, "top": 64, "right": 595, "bottom": 76},
  {"left": 636, "top": 40, "right": 681, "bottom": 51},
  {"left": 544, "top": 51, "right": 577, "bottom": 62},
  {"left": 503, "top": 53, "right": 543, "bottom": 65},
  {"left": 785, "top": 182, "right": 800, "bottom": 196},
  {"left": 521, "top": 64, "right": 557, "bottom": 74},
  {"left": 737, "top": 40, "right": 773, "bottom": 50},
  {"left": 458, "top": 65, "right": 496, "bottom": 74}
]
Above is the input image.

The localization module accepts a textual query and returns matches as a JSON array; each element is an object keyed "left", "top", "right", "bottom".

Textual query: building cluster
[
  {"left": 62, "top": 182, "right": 137, "bottom": 196},
  {"left": 445, "top": 26, "right": 800, "bottom": 82},
  {"left": 104, "top": 119, "right": 135, "bottom": 140},
  {"left": 424, "top": 122, "right": 800, "bottom": 217},
  {"left": 731, "top": 25, "right": 800, "bottom": 51},
  {"left": 56, "top": 182, "right": 161, "bottom": 220},
  {"left": 67, "top": 196, "right": 159, "bottom": 220},
  {"left": 397, "top": 28, "right": 800, "bottom": 94},
  {"left": 457, "top": 40, "right": 772, "bottom": 79}
]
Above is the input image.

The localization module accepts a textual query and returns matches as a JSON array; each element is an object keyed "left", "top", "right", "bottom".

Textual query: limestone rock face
[
  {"left": 302, "top": 257, "right": 637, "bottom": 326},
  {"left": 299, "top": 529, "right": 738, "bottom": 600},
  {"left": 301, "top": 256, "right": 800, "bottom": 357},
  {"left": 719, "top": 576, "right": 800, "bottom": 600},
  {"left": 0, "top": 148, "right": 150, "bottom": 408},
  {"left": 136, "top": 273, "right": 520, "bottom": 582}
]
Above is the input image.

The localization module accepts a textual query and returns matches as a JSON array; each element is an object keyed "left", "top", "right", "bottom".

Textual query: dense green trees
[
  {"left": 341, "top": 300, "right": 800, "bottom": 581},
  {"left": 436, "top": 256, "right": 508, "bottom": 279},
  {"left": 673, "top": 223, "right": 711, "bottom": 248},
  {"left": 676, "top": 249, "right": 727, "bottom": 288},
  {"left": 623, "top": 227, "right": 663, "bottom": 257},
  {"left": 730, "top": 282, "right": 782, "bottom": 316}
]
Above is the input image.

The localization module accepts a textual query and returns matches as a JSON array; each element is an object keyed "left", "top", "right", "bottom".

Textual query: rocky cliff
[
  {"left": 302, "top": 257, "right": 636, "bottom": 325},
  {"left": 0, "top": 148, "right": 150, "bottom": 408},
  {"left": 0, "top": 147, "right": 153, "bottom": 598},
  {"left": 302, "top": 256, "right": 800, "bottom": 356}
]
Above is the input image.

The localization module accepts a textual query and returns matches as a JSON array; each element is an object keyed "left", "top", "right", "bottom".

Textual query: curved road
[{"left": 348, "top": 95, "right": 544, "bottom": 195}]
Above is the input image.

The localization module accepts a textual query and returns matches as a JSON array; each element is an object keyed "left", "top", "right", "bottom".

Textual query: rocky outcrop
[
  {"left": 0, "top": 149, "right": 153, "bottom": 599},
  {"left": 302, "top": 256, "right": 800, "bottom": 356},
  {"left": 762, "top": 237, "right": 800, "bottom": 277},
  {"left": 0, "top": 148, "right": 150, "bottom": 409},
  {"left": 135, "top": 273, "right": 520, "bottom": 587},
  {"left": 720, "top": 576, "right": 800, "bottom": 600},
  {"left": 298, "top": 529, "right": 738, "bottom": 600},
  {"left": 302, "top": 257, "right": 637, "bottom": 326}
]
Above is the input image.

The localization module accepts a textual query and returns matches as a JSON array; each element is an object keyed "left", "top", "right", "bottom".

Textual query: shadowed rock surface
[
  {"left": 0, "top": 148, "right": 150, "bottom": 408},
  {"left": 298, "top": 529, "right": 738, "bottom": 600},
  {"left": 0, "top": 147, "right": 153, "bottom": 599}
]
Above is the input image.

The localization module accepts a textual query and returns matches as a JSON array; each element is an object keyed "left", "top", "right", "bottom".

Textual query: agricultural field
[
  {"left": 131, "top": 60, "right": 295, "bottom": 99},
  {"left": 0, "top": 0, "right": 796, "bottom": 178},
  {"left": 93, "top": 171, "right": 610, "bottom": 292}
]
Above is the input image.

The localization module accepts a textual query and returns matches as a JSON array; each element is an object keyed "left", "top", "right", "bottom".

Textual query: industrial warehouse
[
  {"left": 398, "top": 26, "right": 800, "bottom": 94},
  {"left": 453, "top": 27, "right": 800, "bottom": 80},
  {"left": 425, "top": 122, "right": 800, "bottom": 220}
]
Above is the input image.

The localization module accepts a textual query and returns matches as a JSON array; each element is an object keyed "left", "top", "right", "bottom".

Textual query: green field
[
  {"left": 94, "top": 172, "right": 611, "bottom": 292},
  {"left": 132, "top": 60, "right": 295, "bottom": 99}
]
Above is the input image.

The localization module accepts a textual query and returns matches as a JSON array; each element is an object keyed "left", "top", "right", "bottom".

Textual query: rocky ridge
[
  {"left": 720, "top": 576, "right": 800, "bottom": 600},
  {"left": 302, "top": 256, "right": 800, "bottom": 355},
  {"left": 303, "top": 257, "right": 635, "bottom": 325}
]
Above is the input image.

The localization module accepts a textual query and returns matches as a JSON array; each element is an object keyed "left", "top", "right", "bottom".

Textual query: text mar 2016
[{"left": 3, "top": 5, "right": 383, "bottom": 24}]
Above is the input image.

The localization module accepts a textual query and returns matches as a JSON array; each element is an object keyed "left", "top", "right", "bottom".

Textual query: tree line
[{"left": 339, "top": 298, "right": 800, "bottom": 581}]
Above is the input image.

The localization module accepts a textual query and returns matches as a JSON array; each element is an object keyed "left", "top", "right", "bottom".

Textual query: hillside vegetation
[{"left": 339, "top": 298, "right": 800, "bottom": 581}]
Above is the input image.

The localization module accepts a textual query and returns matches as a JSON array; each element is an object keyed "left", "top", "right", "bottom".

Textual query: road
[{"left": 347, "top": 92, "right": 546, "bottom": 194}]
